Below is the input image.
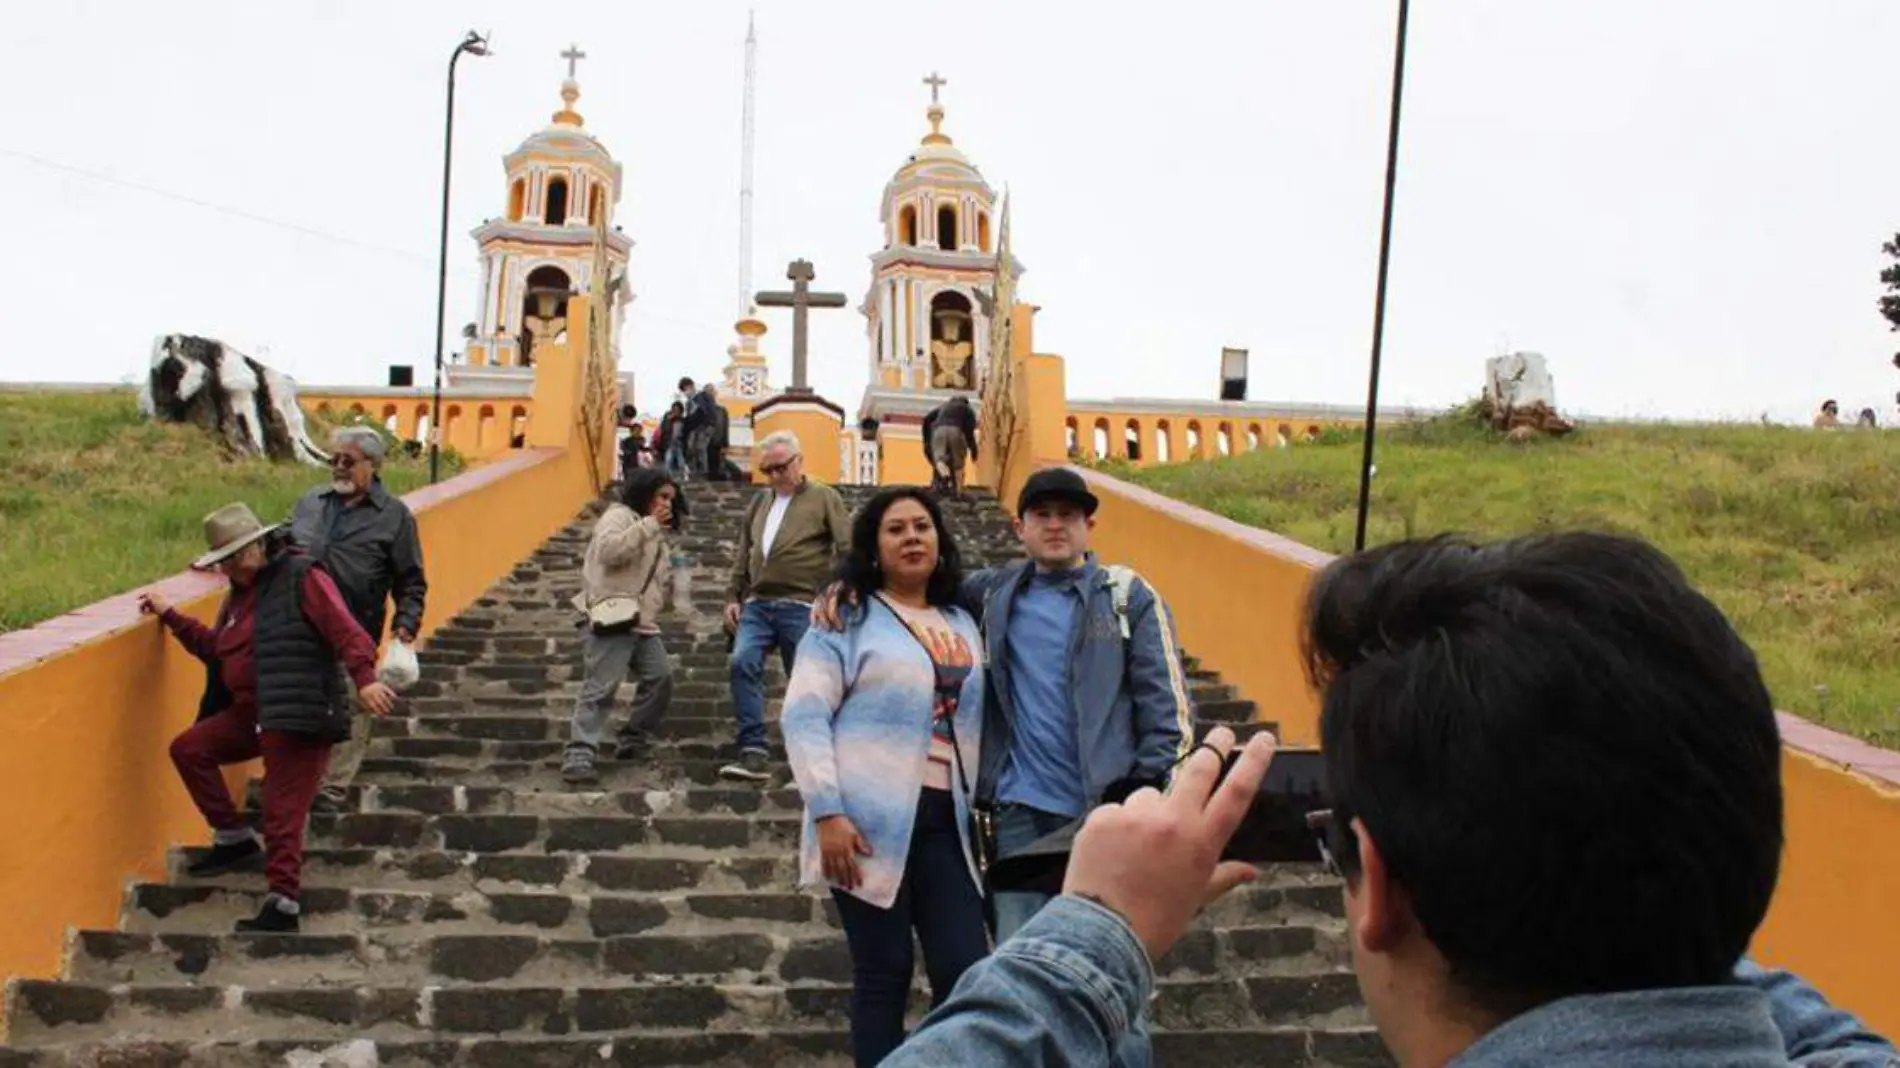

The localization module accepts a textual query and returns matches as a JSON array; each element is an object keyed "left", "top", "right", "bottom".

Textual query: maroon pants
[{"left": 169, "top": 705, "right": 331, "bottom": 899}]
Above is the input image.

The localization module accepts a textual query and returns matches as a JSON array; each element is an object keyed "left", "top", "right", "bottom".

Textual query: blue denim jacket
[{"left": 884, "top": 896, "right": 1899, "bottom": 1067}]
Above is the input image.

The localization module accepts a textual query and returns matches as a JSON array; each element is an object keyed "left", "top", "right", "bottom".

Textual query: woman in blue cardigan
[{"left": 782, "top": 486, "right": 989, "bottom": 1067}]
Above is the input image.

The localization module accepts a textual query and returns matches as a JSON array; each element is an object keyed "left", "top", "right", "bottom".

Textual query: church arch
[
  {"left": 1124, "top": 419, "right": 1143, "bottom": 463},
  {"left": 507, "top": 179, "right": 526, "bottom": 222},
  {"left": 936, "top": 203, "right": 958, "bottom": 251},
  {"left": 1247, "top": 424, "right": 1262, "bottom": 452},
  {"left": 520, "top": 265, "right": 573, "bottom": 366},
  {"left": 898, "top": 204, "right": 918, "bottom": 246},
  {"left": 443, "top": 405, "right": 462, "bottom": 450},
  {"left": 1092, "top": 419, "right": 1111, "bottom": 461},
  {"left": 1276, "top": 423, "right": 1293, "bottom": 448},
  {"left": 977, "top": 211, "right": 992, "bottom": 253},
  {"left": 544, "top": 174, "right": 570, "bottom": 224},
  {"left": 1186, "top": 421, "right": 1204, "bottom": 458},
  {"left": 1155, "top": 419, "right": 1173, "bottom": 463},
  {"left": 587, "top": 184, "right": 605, "bottom": 226},
  {"left": 347, "top": 403, "right": 366, "bottom": 417},
  {"left": 1304, "top": 424, "right": 1322, "bottom": 442},
  {"left": 928, "top": 290, "right": 977, "bottom": 391},
  {"left": 1217, "top": 421, "right": 1234, "bottom": 456},
  {"left": 477, "top": 405, "right": 496, "bottom": 451},
  {"left": 509, "top": 406, "right": 530, "bottom": 448},
  {"left": 1065, "top": 416, "right": 1080, "bottom": 458},
  {"left": 381, "top": 404, "right": 400, "bottom": 437}
]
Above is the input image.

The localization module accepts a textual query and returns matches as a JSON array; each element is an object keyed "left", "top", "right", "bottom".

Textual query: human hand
[
  {"left": 1062, "top": 726, "right": 1276, "bottom": 960},
  {"left": 138, "top": 591, "right": 171, "bottom": 617},
  {"left": 652, "top": 497, "right": 673, "bottom": 526},
  {"left": 358, "top": 682, "right": 399, "bottom": 717},
  {"left": 394, "top": 628, "right": 416, "bottom": 645},
  {"left": 809, "top": 582, "right": 856, "bottom": 633},
  {"left": 723, "top": 602, "right": 742, "bottom": 634},
  {"left": 817, "top": 814, "right": 874, "bottom": 890}
]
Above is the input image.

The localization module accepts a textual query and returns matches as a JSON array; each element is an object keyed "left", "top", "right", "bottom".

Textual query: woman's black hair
[
  {"left": 837, "top": 486, "right": 964, "bottom": 614},
  {"left": 621, "top": 467, "right": 686, "bottom": 532}
]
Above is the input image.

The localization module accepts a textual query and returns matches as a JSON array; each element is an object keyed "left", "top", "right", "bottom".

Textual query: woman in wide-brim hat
[{"left": 138, "top": 502, "right": 398, "bottom": 933}]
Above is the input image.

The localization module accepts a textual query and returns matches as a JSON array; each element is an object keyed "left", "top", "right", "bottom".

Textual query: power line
[{"left": 0, "top": 145, "right": 734, "bottom": 341}]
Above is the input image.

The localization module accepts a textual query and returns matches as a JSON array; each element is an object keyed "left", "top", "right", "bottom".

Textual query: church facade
[{"left": 300, "top": 45, "right": 1414, "bottom": 480}]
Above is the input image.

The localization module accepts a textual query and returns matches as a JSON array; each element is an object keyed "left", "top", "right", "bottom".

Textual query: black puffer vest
[{"left": 197, "top": 551, "right": 350, "bottom": 741}]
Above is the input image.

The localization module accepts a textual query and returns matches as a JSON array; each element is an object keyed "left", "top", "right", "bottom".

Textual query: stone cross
[
  {"left": 923, "top": 71, "right": 947, "bottom": 105},
  {"left": 757, "top": 259, "right": 847, "bottom": 393},
  {"left": 561, "top": 44, "right": 588, "bottom": 79}
]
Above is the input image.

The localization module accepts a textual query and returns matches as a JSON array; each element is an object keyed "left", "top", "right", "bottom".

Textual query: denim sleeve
[
  {"left": 958, "top": 568, "right": 998, "bottom": 622},
  {"left": 1736, "top": 960, "right": 1900, "bottom": 1066},
  {"left": 883, "top": 895, "right": 1153, "bottom": 1068}
]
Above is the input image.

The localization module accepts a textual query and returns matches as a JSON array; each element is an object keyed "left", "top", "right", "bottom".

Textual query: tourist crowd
[{"left": 142, "top": 414, "right": 1897, "bottom": 1066}]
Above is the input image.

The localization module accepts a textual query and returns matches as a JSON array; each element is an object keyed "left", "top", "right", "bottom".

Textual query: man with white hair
[
  {"left": 719, "top": 431, "right": 850, "bottom": 782},
  {"left": 289, "top": 425, "right": 429, "bottom": 813}
]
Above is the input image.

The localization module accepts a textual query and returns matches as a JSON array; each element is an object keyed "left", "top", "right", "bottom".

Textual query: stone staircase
[{"left": 1, "top": 482, "right": 1384, "bottom": 1066}]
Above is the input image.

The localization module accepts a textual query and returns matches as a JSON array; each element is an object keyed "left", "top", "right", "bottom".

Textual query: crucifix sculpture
[
  {"left": 756, "top": 259, "right": 846, "bottom": 393},
  {"left": 561, "top": 43, "right": 587, "bottom": 79},
  {"left": 923, "top": 70, "right": 947, "bottom": 105}
]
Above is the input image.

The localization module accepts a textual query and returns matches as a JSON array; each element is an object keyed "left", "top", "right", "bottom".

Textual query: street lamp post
[
  {"left": 1351, "top": 0, "right": 1412, "bottom": 552},
  {"left": 430, "top": 30, "right": 490, "bottom": 484}
]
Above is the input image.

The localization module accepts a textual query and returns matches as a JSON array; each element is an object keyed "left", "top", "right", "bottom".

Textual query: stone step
[
  {"left": 134, "top": 869, "right": 1340, "bottom": 938},
  {"left": 357, "top": 756, "right": 800, "bottom": 789},
  {"left": 5, "top": 972, "right": 1367, "bottom": 1045},
  {"left": 375, "top": 738, "right": 782, "bottom": 766},
  {"left": 246, "top": 809, "right": 806, "bottom": 856},
  {"left": 169, "top": 848, "right": 800, "bottom": 896},
  {"left": 317, "top": 782, "right": 806, "bottom": 818},
  {"left": 71, "top": 916, "right": 1346, "bottom": 988}
]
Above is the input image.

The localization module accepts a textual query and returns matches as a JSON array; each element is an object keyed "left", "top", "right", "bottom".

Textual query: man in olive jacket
[
  {"left": 289, "top": 426, "right": 428, "bottom": 813},
  {"left": 720, "top": 431, "right": 850, "bottom": 782}
]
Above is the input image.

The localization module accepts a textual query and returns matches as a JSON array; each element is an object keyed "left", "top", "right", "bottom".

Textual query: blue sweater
[{"left": 782, "top": 597, "right": 987, "bottom": 910}]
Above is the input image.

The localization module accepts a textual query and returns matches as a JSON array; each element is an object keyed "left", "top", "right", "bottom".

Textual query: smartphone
[{"left": 1215, "top": 748, "right": 1329, "bottom": 864}]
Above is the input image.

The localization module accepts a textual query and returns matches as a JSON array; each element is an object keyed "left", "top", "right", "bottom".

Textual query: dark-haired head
[
  {"left": 1303, "top": 532, "right": 1781, "bottom": 1032},
  {"left": 678, "top": 377, "right": 695, "bottom": 392},
  {"left": 837, "top": 487, "right": 963, "bottom": 614},
  {"left": 621, "top": 467, "right": 684, "bottom": 531}
]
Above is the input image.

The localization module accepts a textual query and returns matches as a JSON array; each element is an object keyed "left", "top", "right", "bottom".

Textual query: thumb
[
  {"left": 1201, "top": 862, "right": 1260, "bottom": 908},
  {"left": 855, "top": 835, "right": 875, "bottom": 857}
]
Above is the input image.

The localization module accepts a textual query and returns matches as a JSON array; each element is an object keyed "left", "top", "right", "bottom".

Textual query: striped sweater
[{"left": 782, "top": 597, "right": 987, "bottom": 910}]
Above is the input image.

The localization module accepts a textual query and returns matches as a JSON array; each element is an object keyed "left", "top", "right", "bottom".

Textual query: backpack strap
[{"left": 1103, "top": 565, "right": 1137, "bottom": 641}]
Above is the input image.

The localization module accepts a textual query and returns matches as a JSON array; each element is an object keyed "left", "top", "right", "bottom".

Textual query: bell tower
[
  {"left": 860, "top": 73, "right": 1010, "bottom": 398},
  {"left": 462, "top": 46, "right": 634, "bottom": 374}
]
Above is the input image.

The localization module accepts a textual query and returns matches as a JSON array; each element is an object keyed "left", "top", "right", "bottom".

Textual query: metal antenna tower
[{"left": 736, "top": 10, "right": 758, "bottom": 318}]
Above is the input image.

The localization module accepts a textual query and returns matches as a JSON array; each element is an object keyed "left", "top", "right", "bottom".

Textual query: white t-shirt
[{"left": 760, "top": 492, "right": 794, "bottom": 560}]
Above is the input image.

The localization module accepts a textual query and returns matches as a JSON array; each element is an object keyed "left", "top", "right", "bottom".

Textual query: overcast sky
[{"left": 3, "top": 1, "right": 1897, "bottom": 423}]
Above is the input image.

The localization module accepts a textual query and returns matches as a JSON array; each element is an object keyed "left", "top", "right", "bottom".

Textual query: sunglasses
[
  {"left": 759, "top": 457, "right": 798, "bottom": 475},
  {"left": 1304, "top": 809, "right": 1350, "bottom": 879},
  {"left": 331, "top": 455, "right": 362, "bottom": 470}
]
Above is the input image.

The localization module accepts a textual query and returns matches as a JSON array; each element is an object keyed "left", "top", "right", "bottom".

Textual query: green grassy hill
[
  {"left": 1117, "top": 414, "right": 1900, "bottom": 744},
  {"left": 0, "top": 390, "right": 450, "bottom": 633}
]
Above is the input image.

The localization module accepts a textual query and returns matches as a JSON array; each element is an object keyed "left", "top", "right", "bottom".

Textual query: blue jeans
[
  {"left": 730, "top": 599, "right": 811, "bottom": 753},
  {"left": 832, "top": 788, "right": 990, "bottom": 1068},
  {"left": 990, "top": 803, "right": 1076, "bottom": 942},
  {"left": 664, "top": 440, "right": 686, "bottom": 478},
  {"left": 990, "top": 802, "right": 1152, "bottom": 1068}
]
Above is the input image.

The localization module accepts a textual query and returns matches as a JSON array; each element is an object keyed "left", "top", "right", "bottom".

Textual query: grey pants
[
  {"left": 320, "top": 667, "right": 367, "bottom": 797},
  {"left": 569, "top": 630, "right": 673, "bottom": 751},
  {"left": 931, "top": 425, "right": 968, "bottom": 496}
]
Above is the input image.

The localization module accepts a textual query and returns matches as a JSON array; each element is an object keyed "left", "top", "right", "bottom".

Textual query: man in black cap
[{"left": 969, "top": 469, "right": 1193, "bottom": 945}]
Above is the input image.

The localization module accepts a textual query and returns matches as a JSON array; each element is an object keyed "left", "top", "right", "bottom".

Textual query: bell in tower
[{"left": 929, "top": 292, "right": 976, "bottom": 390}]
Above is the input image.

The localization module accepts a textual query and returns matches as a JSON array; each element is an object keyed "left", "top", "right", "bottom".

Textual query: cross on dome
[
  {"left": 923, "top": 71, "right": 947, "bottom": 106},
  {"left": 561, "top": 44, "right": 588, "bottom": 80}
]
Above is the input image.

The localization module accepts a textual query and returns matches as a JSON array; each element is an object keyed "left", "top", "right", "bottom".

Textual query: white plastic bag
[{"left": 377, "top": 639, "right": 420, "bottom": 693}]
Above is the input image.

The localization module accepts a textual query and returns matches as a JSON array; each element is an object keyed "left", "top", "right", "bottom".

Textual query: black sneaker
[
  {"left": 307, "top": 790, "right": 348, "bottom": 817},
  {"left": 561, "top": 745, "right": 601, "bottom": 786},
  {"left": 186, "top": 837, "right": 263, "bottom": 878},
  {"left": 235, "top": 892, "right": 301, "bottom": 934},
  {"left": 718, "top": 748, "right": 772, "bottom": 783},
  {"left": 613, "top": 736, "right": 654, "bottom": 762}
]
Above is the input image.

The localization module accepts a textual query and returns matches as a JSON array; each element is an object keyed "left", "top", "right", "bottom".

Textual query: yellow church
[{"left": 299, "top": 49, "right": 1415, "bottom": 484}]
